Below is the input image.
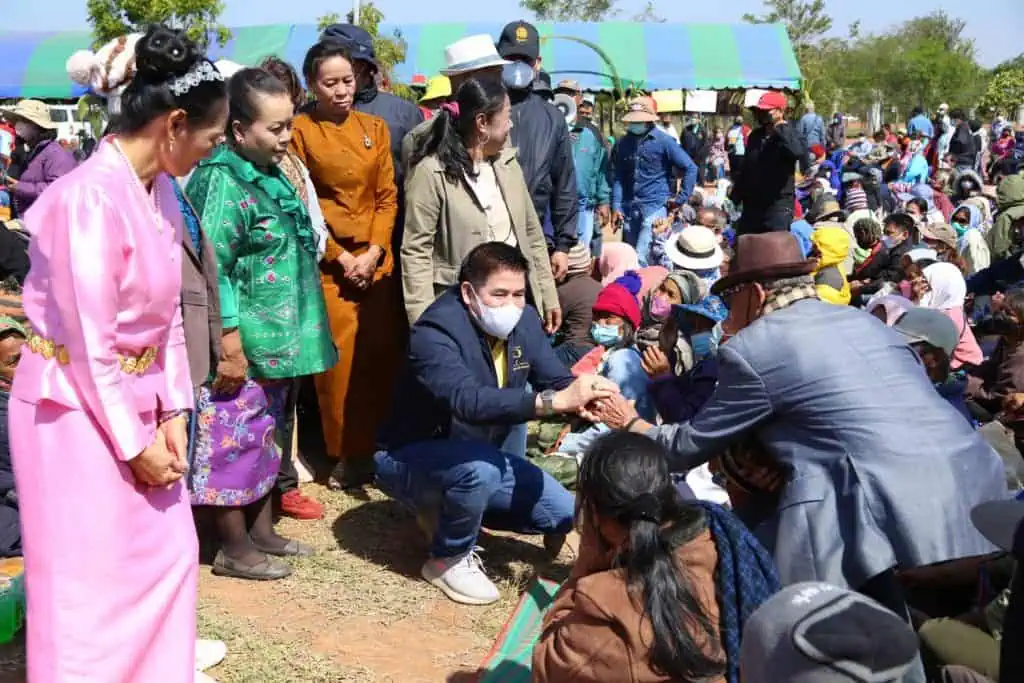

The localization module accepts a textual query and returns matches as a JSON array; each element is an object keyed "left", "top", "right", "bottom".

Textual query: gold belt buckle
[{"left": 27, "top": 329, "right": 157, "bottom": 375}]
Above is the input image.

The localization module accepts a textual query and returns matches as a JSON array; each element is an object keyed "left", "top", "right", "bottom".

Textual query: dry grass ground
[{"left": 0, "top": 482, "right": 574, "bottom": 682}]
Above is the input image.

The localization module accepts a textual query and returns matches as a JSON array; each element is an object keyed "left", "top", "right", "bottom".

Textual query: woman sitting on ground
[
  {"left": 951, "top": 203, "right": 992, "bottom": 275},
  {"left": 645, "top": 296, "right": 728, "bottom": 426},
  {"left": 635, "top": 269, "right": 704, "bottom": 373},
  {"left": 534, "top": 431, "right": 779, "bottom": 683},
  {"left": 968, "top": 289, "right": 1024, "bottom": 419},
  {"left": 534, "top": 431, "right": 726, "bottom": 683},
  {"left": 913, "top": 261, "right": 984, "bottom": 368},
  {"left": 850, "top": 217, "right": 890, "bottom": 302},
  {"left": 644, "top": 296, "right": 730, "bottom": 504}
]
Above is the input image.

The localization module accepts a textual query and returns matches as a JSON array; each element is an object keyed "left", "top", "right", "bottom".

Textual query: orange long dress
[{"left": 291, "top": 109, "right": 402, "bottom": 463}]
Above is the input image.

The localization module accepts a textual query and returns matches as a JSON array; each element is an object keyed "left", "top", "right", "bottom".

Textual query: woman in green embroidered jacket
[{"left": 186, "top": 68, "right": 337, "bottom": 581}]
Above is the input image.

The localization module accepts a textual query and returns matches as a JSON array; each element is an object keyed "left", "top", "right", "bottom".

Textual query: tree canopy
[
  {"left": 519, "top": 0, "right": 615, "bottom": 22},
  {"left": 85, "top": 0, "right": 230, "bottom": 49},
  {"left": 980, "top": 69, "right": 1024, "bottom": 117},
  {"left": 753, "top": 4, "right": 997, "bottom": 124}
]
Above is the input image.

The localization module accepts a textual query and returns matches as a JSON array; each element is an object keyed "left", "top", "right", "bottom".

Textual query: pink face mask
[{"left": 650, "top": 294, "right": 672, "bottom": 320}]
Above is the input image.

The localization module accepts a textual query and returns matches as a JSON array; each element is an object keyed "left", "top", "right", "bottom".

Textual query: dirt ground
[{"left": 0, "top": 483, "right": 574, "bottom": 682}]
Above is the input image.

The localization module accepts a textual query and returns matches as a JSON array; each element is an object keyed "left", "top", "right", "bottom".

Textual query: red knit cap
[{"left": 592, "top": 272, "right": 642, "bottom": 329}]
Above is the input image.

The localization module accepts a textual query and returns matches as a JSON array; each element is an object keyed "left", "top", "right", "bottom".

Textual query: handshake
[{"left": 536, "top": 374, "right": 621, "bottom": 418}]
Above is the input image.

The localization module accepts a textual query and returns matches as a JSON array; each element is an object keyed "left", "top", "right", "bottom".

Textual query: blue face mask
[
  {"left": 502, "top": 62, "right": 535, "bottom": 90},
  {"left": 690, "top": 331, "right": 715, "bottom": 360},
  {"left": 951, "top": 221, "right": 968, "bottom": 237},
  {"left": 591, "top": 323, "right": 622, "bottom": 347},
  {"left": 627, "top": 123, "right": 650, "bottom": 137}
]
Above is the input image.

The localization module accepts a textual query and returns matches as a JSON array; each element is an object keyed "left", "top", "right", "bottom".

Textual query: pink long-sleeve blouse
[{"left": 12, "top": 140, "right": 193, "bottom": 461}]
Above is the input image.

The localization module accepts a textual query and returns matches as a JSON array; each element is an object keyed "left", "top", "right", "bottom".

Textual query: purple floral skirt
[{"left": 188, "top": 379, "right": 287, "bottom": 507}]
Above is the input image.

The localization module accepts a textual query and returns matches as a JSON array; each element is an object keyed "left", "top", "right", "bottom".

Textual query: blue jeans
[
  {"left": 624, "top": 205, "right": 667, "bottom": 267},
  {"left": 576, "top": 198, "right": 595, "bottom": 253},
  {"left": 374, "top": 439, "right": 575, "bottom": 558}
]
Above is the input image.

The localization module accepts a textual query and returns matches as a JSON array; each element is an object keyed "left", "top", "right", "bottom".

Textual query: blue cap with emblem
[{"left": 320, "top": 24, "right": 379, "bottom": 70}]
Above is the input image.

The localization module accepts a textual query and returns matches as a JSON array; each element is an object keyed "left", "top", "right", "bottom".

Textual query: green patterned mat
[{"left": 477, "top": 577, "right": 561, "bottom": 682}]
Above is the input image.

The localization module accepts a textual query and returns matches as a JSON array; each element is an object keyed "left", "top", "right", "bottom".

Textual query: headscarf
[
  {"left": 952, "top": 202, "right": 982, "bottom": 243},
  {"left": 598, "top": 242, "right": 639, "bottom": 286},
  {"left": 638, "top": 270, "right": 704, "bottom": 348},
  {"left": 636, "top": 266, "right": 669, "bottom": 300},
  {"left": 920, "top": 262, "right": 967, "bottom": 311},
  {"left": 867, "top": 294, "right": 912, "bottom": 326}
]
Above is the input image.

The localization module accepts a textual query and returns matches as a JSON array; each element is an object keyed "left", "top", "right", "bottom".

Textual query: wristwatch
[{"left": 540, "top": 390, "right": 557, "bottom": 417}]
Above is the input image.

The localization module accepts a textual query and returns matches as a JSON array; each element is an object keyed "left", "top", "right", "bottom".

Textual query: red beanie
[{"left": 593, "top": 272, "right": 642, "bottom": 329}]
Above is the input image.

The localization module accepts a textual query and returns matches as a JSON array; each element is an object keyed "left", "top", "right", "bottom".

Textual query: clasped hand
[
  {"left": 129, "top": 417, "right": 188, "bottom": 489},
  {"left": 339, "top": 246, "right": 382, "bottom": 290}
]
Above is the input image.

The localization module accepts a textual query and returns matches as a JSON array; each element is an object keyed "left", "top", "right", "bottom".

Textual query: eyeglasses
[{"left": 720, "top": 284, "right": 747, "bottom": 303}]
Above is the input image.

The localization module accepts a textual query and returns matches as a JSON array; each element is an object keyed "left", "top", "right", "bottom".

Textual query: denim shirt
[{"left": 612, "top": 128, "right": 698, "bottom": 213}]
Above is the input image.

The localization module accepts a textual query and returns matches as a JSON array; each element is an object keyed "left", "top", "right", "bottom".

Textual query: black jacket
[
  {"left": 377, "top": 288, "right": 574, "bottom": 452},
  {"left": 949, "top": 122, "right": 977, "bottom": 168},
  {"left": 878, "top": 238, "right": 915, "bottom": 285},
  {"left": 509, "top": 90, "right": 579, "bottom": 253},
  {"left": 354, "top": 89, "right": 425, "bottom": 187},
  {"left": 732, "top": 121, "right": 806, "bottom": 233},
  {"left": 851, "top": 243, "right": 892, "bottom": 293}
]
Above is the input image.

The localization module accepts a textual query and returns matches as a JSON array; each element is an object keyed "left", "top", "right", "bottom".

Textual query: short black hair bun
[{"left": 134, "top": 24, "right": 201, "bottom": 80}]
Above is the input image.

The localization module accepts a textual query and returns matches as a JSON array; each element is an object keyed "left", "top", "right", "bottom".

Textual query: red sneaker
[{"left": 279, "top": 489, "right": 325, "bottom": 521}]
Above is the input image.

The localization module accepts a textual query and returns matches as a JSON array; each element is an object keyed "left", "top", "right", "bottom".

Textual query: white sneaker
[
  {"left": 195, "top": 639, "right": 226, "bottom": 672},
  {"left": 421, "top": 550, "right": 500, "bottom": 605},
  {"left": 196, "top": 672, "right": 217, "bottom": 683}
]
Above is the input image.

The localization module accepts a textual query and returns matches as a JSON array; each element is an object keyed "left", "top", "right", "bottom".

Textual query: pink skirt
[{"left": 9, "top": 398, "right": 198, "bottom": 683}]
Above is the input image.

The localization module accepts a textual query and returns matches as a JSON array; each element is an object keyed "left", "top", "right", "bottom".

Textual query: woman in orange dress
[{"left": 291, "top": 40, "right": 401, "bottom": 488}]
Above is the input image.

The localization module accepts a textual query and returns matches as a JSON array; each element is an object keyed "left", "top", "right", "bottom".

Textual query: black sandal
[{"left": 211, "top": 550, "right": 292, "bottom": 581}]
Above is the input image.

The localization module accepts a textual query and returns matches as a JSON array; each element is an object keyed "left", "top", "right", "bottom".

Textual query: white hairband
[{"left": 169, "top": 61, "right": 224, "bottom": 97}]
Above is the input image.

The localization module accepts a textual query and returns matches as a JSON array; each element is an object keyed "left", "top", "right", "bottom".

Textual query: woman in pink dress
[{"left": 9, "top": 26, "right": 228, "bottom": 683}]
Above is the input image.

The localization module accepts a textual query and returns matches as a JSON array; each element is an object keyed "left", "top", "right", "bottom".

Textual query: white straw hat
[
  {"left": 665, "top": 226, "right": 724, "bottom": 271},
  {"left": 0, "top": 100, "right": 57, "bottom": 130},
  {"left": 441, "top": 35, "right": 510, "bottom": 76}
]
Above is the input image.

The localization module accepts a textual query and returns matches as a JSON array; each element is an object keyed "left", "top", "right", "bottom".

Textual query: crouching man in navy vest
[{"left": 375, "top": 242, "right": 619, "bottom": 605}]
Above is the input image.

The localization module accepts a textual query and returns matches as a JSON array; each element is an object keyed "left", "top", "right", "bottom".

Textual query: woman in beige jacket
[{"left": 402, "top": 77, "right": 560, "bottom": 331}]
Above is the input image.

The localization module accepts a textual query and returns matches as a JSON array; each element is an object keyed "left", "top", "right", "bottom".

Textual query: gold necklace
[{"left": 111, "top": 138, "right": 163, "bottom": 234}]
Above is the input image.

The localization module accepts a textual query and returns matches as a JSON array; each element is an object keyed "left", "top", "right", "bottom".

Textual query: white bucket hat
[
  {"left": 1, "top": 100, "right": 57, "bottom": 130},
  {"left": 441, "top": 35, "right": 510, "bottom": 76},
  {"left": 214, "top": 60, "right": 244, "bottom": 79},
  {"left": 665, "top": 226, "right": 724, "bottom": 271}
]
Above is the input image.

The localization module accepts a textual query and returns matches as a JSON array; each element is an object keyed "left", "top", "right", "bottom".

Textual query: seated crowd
[{"left": 2, "top": 17, "right": 1024, "bottom": 683}]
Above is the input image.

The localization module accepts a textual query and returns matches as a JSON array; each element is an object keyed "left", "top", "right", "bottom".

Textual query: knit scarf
[
  {"left": 761, "top": 283, "right": 819, "bottom": 317},
  {"left": 695, "top": 501, "right": 781, "bottom": 683}
]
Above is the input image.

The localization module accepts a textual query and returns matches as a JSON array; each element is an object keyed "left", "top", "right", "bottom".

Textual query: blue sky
[{"left": 4, "top": 0, "right": 1021, "bottom": 67}]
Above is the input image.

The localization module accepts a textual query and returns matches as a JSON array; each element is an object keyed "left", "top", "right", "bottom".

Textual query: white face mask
[{"left": 471, "top": 289, "right": 524, "bottom": 340}]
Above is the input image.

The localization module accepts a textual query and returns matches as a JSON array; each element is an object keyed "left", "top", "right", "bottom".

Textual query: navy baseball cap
[
  {"left": 496, "top": 21, "right": 540, "bottom": 62},
  {"left": 320, "top": 24, "right": 379, "bottom": 69}
]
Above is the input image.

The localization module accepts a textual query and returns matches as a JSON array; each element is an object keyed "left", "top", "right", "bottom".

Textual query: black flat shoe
[
  {"left": 211, "top": 550, "right": 292, "bottom": 581},
  {"left": 253, "top": 539, "right": 315, "bottom": 558}
]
